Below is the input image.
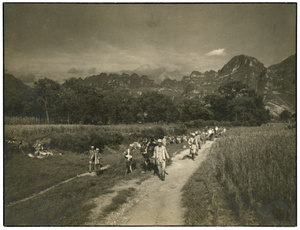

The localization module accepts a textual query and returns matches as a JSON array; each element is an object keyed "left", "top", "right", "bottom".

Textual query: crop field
[
  {"left": 182, "top": 123, "right": 296, "bottom": 226},
  {"left": 4, "top": 123, "right": 186, "bottom": 225},
  {"left": 5, "top": 122, "right": 185, "bottom": 138},
  {"left": 5, "top": 123, "right": 186, "bottom": 145},
  {"left": 4, "top": 123, "right": 187, "bottom": 155}
]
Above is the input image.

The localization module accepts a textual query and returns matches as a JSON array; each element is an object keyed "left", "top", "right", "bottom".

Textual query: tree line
[{"left": 5, "top": 77, "right": 271, "bottom": 126}]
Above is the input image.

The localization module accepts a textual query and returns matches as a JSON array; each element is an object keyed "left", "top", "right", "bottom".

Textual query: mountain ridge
[{"left": 6, "top": 54, "right": 296, "bottom": 117}]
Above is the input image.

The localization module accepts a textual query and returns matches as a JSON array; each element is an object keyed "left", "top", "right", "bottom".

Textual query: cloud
[
  {"left": 88, "top": 68, "right": 97, "bottom": 74},
  {"left": 67, "top": 68, "right": 83, "bottom": 74},
  {"left": 206, "top": 48, "right": 227, "bottom": 56}
]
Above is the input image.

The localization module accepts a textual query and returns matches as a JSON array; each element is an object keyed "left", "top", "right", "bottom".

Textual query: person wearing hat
[
  {"left": 188, "top": 133, "right": 197, "bottom": 161},
  {"left": 89, "top": 146, "right": 95, "bottom": 173},
  {"left": 153, "top": 139, "right": 170, "bottom": 181},
  {"left": 94, "top": 148, "right": 102, "bottom": 172},
  {"left": 124, "top": 144, "right": 134, "bottom": 175}
]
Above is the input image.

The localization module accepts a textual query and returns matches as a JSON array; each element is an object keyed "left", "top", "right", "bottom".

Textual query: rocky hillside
[
  {"left": 5, "top": 54, "right": 295, "bottom": 117},
  {"left": 158, "top": 54, "right": 296, "bottom": 116},
  {"left": 83, "top": 72, "right": 157, "bottom": 92}
]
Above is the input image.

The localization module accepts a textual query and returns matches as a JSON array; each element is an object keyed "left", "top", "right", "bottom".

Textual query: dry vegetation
[{"left": 182, "top": 123, "right": 296, "bottom": 226}]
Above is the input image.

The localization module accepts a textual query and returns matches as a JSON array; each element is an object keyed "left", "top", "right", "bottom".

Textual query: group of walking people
[
  {"left": 124, "top": 138, "right": 169, "bottom": 181},
  {"left": 88, "top": 126, "right": 226, "bottom": 179},
  {"left": 188, "top": 131, "right": 204, "bottom": 161},
  {"left": 187, "top": 126, "right": 226, "bottom": 160}
]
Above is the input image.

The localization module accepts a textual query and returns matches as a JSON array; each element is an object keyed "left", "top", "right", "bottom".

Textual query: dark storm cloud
[{"left": 68, "top": 68, "right": 83, "bottom": 75}]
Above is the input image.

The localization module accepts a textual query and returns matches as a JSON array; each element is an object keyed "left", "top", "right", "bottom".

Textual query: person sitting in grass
[
  {"left": 154, "top": 139, "right": 170, "bottom": 181},
  {"left": 124, "top": 144, "right": 134, "bottom": 175}
]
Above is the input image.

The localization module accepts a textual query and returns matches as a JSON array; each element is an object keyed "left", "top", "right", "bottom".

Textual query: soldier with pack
[
  {"left": 188, "top": 133, "right": 197, "bottom": 161},
  {"left": 147, "top": 136, "right": 158, "bottom": 175}
]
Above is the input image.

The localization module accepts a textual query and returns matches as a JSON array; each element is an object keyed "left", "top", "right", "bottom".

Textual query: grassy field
[
  {"left": 4, "top": 130, "right": 185, "bottom": 226},
  {"left": 182, "top": 123, "right": 296, "bottom": 226}
]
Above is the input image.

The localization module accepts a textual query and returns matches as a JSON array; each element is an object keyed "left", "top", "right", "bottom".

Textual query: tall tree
[{"left": 34, "top": 78, "right": 60, "bottom": 123}]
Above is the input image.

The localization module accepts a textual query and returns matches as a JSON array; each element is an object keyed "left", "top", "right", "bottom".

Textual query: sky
[{"left": 4, "top": 3, "right": 296, "bottom": 83}]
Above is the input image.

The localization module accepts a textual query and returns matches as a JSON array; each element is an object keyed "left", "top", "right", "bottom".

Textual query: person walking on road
[
  {"left": 124, "top": 145, "right": 134, "bottom": 175},
  {"left": 154, "top": 139, "right": 170, "bottom": 181},
  {"left": 188, "top": 133, "right": 197, "bottom": 161},
  {"left": 201, "top": 129, "right": 206, "bottom": 144},
  {"left": 195, "top": 131, "right": 201, "bottom": 155},
  {"left": 140, "top": 138, "right": 150, "bottom": 171}
]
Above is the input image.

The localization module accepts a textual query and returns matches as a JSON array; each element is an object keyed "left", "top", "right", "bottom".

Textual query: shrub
[{"left": 49, "top": 131, "right": 123, "bottom": 153}]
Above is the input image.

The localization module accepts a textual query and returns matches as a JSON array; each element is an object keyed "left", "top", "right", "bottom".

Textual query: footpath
[{"left": 86, "top": 141, "right": 213, "bottom": 225}]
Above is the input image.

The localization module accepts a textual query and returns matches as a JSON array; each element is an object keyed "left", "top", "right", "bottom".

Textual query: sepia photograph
[{"left": 3, "top": 2, "right": 296, "bottom": 226}]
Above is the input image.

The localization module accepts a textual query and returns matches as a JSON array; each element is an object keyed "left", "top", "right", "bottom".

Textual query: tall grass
[
  {"left": 216, "top": 125, "right": 296, "bottom": 225},
  {"left": 182, "top": 123, "right": 296, "bottom": 226},
  {"left": 5, "top": 116, "right": 44, "bottom": 125},
  {"left": 4, "top": 123, "right": 187, "bottom": 154},
  {"left": 5, "top": 123, "right": 186, "bottom": 140}
]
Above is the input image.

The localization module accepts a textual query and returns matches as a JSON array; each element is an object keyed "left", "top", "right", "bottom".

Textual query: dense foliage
[{"left": 5, "top": 77, "right": 270, "bottom": 126}]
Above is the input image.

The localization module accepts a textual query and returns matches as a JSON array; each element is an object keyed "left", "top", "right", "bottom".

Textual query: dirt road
[{"left": 86, "top": 141, "right": 213, "bottom": 225}]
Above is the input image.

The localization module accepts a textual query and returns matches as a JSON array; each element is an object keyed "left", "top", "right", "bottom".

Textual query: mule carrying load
[{"left": 139, "top": 137, "right": 159, "bottom": 175}]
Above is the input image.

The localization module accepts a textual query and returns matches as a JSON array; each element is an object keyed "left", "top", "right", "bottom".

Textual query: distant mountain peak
[
  {"left": 135, "top": 64, "right": 152, "bottom": 71},
  {"left": 190, "top": 71, "right": 205, "bottom": 77},
  {"left": 219, "top": 54, "right": 265, "bottom": 76}
]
